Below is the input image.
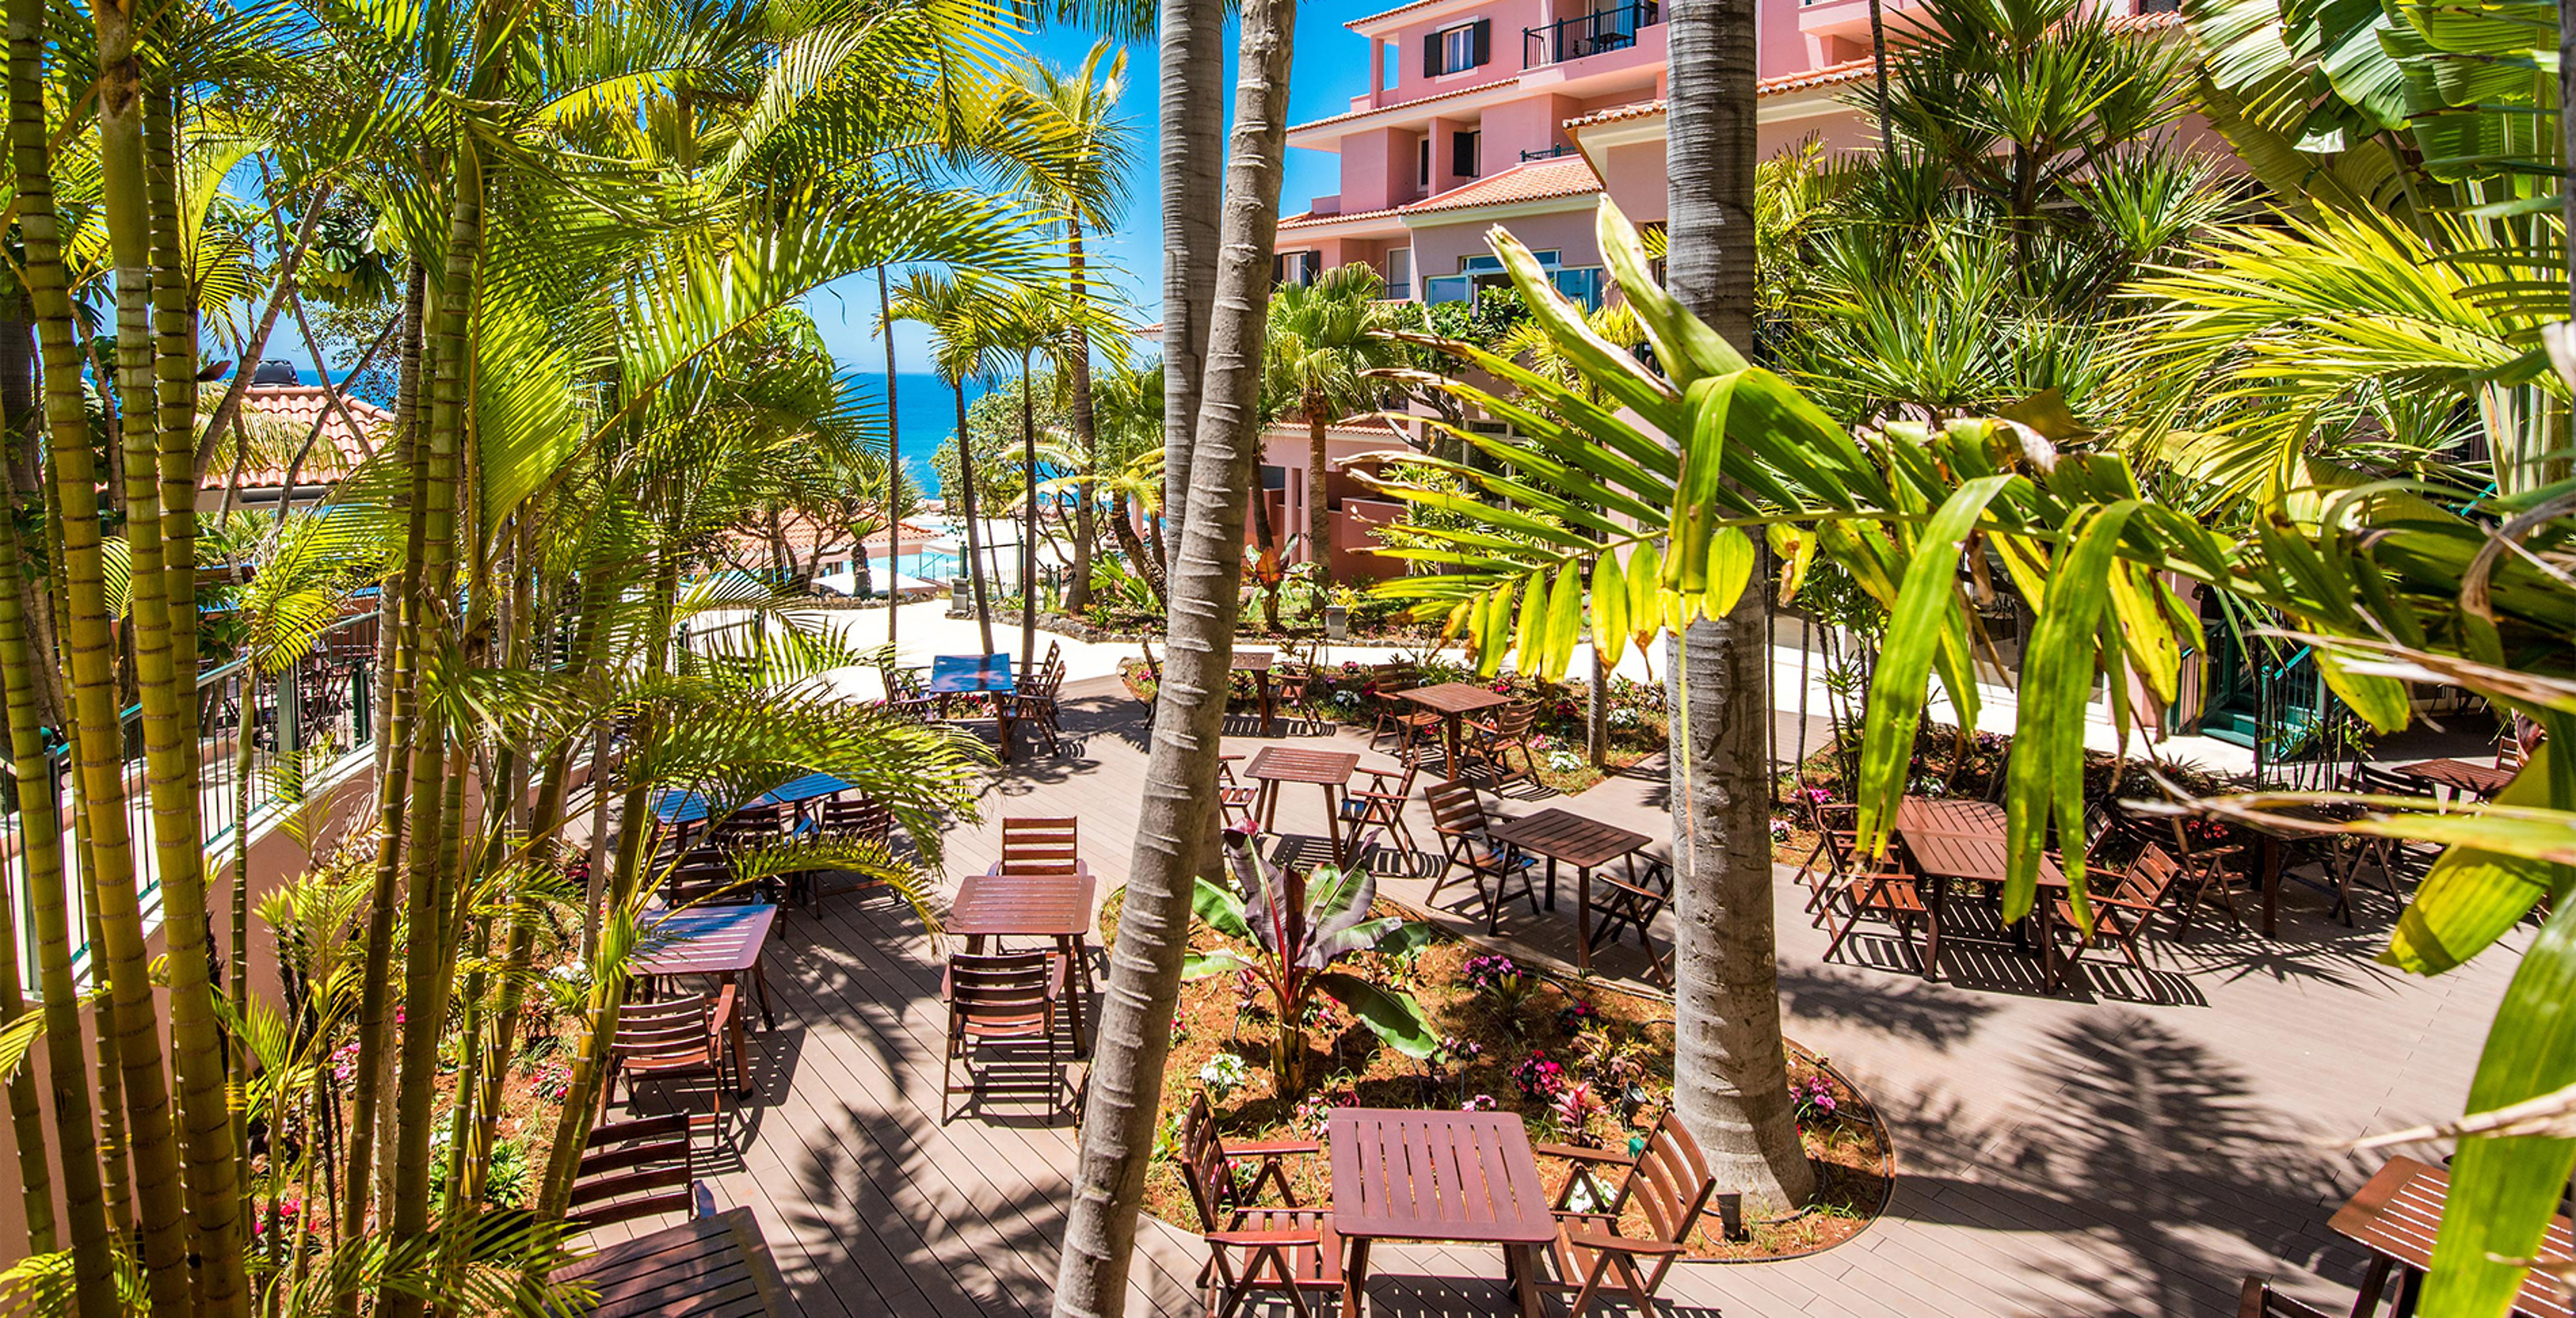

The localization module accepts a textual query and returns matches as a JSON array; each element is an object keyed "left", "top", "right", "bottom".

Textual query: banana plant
[{"left": 1185, "top": 831, "right": 1439, "bottom": 1093}]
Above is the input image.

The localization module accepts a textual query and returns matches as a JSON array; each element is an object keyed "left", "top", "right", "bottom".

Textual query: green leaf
[
  {"left": 1669, "top": 376, "right": 1734, "bottom": 592},
  {"left": 1183, "top": 950, "right": 1253, "bottom": 980},
  {"left": 2107, "top": 562, "right": 2180, "bottom": 704},
  {"left": 1769, "top": 522, "right": 1817, "bottom": 602},
  {"left": 2422, "top": 898, "right": 2576, "bottom": 1318},
  {"left": 1627, "top": 540, "right": 1663, "bottom": 651},
  {"left": 1479, "top": 581, "right": 1517, "bottom": 678},
  {"left": 2003, "top": 501, "right": 2141, "bottom": 925},
  {"left": 1593, "top": 196, "right": 1745, "bottom": 383},
  {"left": 1702, "top": 525, "right": 1758, "bottom": 625},
  {"left": 1856, "top": 476, "right": 2015, "bottom": 854},
  {"left": 1592, "top": 551, "right": 1630, "bottom": 672},
  {"left": 0, "top": 1010, "right": 44, "bottom": 1086},
  {"left": 1314, "top": 971, "right": 1440, "bottom": 1059},
  {"left": 1514, "top": 569, "right": 1547, "bottom": 675},
  {"left": 1192, "top": 876, "right": 1253, "bottom": 943},
  {"left": 1544, "top": 559, "right": 1584, "bottom": 681},
  {"left": 2314, "top": 644, "right": 2413, "bottom": 733},
  {"left": 2390, "top": 744, "right": 2564, "bottom": 974}
]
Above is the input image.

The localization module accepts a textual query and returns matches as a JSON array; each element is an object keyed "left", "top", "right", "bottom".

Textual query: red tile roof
[
  {"left": 212, "top": 385, "right": 394, "bottom": 491},
  {"left": 1559, "top": 56, "right": 1880, "bottom": 134},
  {"left": 1344, "top": 0, "right": 1468, "bottom": 29},
  {"left": 1400, "top": 156, "right": 1603, "bottom": 216},
  {"left": 1290, "top": 79, "right": 1517, "bottom": 135},
  {"left": 1279, "top": 203, "right": 1412, "bottom": 231}
]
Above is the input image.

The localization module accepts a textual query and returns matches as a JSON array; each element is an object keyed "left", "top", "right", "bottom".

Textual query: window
[
  {"left": 1417, "top": 138, "right": 1431, "bottom": 188},
  {"left": 1422, "top": 19, "right": 1490, "bottom": 76},
  {"left": 1427, "top": 251, "right": 1602, "bottom": 309},
  {"left": 1274, "top": 249, "right": 1320, "bottom": 286},
  {"left": 1387, "top": 247, "right": 1412, "bottom": 300},
  {"left": 1451, "top": 129, "right": 1480, "bottom": 178}
]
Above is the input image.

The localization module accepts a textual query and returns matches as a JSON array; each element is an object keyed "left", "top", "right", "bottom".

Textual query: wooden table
[
  {"left": 1398, "top": 682, "right": 1515, "bottom": 773},
  {"left": 949, "top": 865, "right": 1100, "bottom": 1055},
  {"left": 1329, "top": 1108, "right": 1558, "bottom": 1318},
  {"left": 634, "top": 903, "right": 778, "bottom": 1091},
  {"left": 1893, "top": 797, "right": 2066, "bottom": 979},
  {"left": 1244, "top": 745, "right": 1363, "bottom": 865},
  {"left": 1232, "top": 649, "right": 1278, "bottom": 735},
  {"left": 2330, "top": 1155, "right": 2574, "bottom": 1318},
  {"left": 927, "top": 653, "right": 1019, "bottom": 758},
  {"left": 2393, "top": 757, "right": 2517, "bottom": 802},
  {"left": 1484, "top": 808, "right": 1651, "bottom": 974},
  {"left": 557, "top": 1206, "right": 793, "bottom": 1317}
]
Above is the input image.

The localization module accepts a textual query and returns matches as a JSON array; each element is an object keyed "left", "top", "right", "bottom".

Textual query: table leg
[
  {"left": 754, "top": 955, "right": 777, "bottom": 1029},
  {"left": 2259, "top": 832, "right": 2282, "bottom": 937},
  {"left": 1506, "top": 1243, "right": 1544, "bottom": 1318},
  {"left": 724, "top": 971, "right": 754, "bottom": 1095},
  {"left": 2351, "top": 1254, "right": 2393, "bottom": 1318},
  {"left": 1260, "top": 780, "right": 1283, "bottom": 833},
  {"left": 1575, "top": 866, "right": 1593, "bottom": 974},
  {"left": 1323, "top": 785, "right": 1349, "bottom": 866},
  {"left": 1257, "top": 671, "right": 1275, "bottom": 735},
  {"left": 1924, "top": 874, "right": 1945, "bottom": 980},
  {"left": 1544, "top": 857, "right": 1559, "bottom": 911},
  {"left": 1446, "top": 713, "right": 1463, "bottom": 774},
  {"left": 2393, "top": 1264, "right": 2422, "bottom": 1318},
  {"left": 1061, "top": 933, "right": 1091, "bottom": 1057},
  {"left": 1344, "top": 1237, "right": 1371, "bottom": 1317}
]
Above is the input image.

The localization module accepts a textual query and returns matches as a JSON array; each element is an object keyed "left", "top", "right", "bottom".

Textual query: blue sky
[{"left": 808, "top": 7, "right": 1375, "bottom": 373}]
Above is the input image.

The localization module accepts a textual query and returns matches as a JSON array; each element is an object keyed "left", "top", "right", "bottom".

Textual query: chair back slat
[
  {"left": 999, "top": 817, "right": 1081, "bottom": 868},
  {"left": 1178, "top": 1093, "right": 1235, "bottom": 1231},
  {"left": 1624, "top": 1111, "right": 1717, "bottom": 1247},
  {"left": 1423, "top": 779, "right": 1487, "bottom": 836},
  {"left": 610, "top": 996, "right": 717, "bottom": 1065},
  {"left": 565, "top": 1117, "right": 695, "bottom": 1230},
  {"left": 820, "top": 797, "right": 893, "bottom": 842},
  {"left": 2120, "top": 843, "right": 2183, "bottom": 909},
  {"left": 949, "top": 951, "right": 1061, "bottom": 1019}
]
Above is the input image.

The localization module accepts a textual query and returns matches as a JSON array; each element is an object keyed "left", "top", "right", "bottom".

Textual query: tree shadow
[{"left": 1776, "top": 962, "right": 2000, "bottom": 1051}]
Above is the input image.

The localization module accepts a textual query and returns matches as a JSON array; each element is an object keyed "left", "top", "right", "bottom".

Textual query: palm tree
[
  {"left": 1000, "top": 41, "right": 1137, "bottom": 614},
  {"left": 1263, "top": 261, "right": 1399, "bottom": 593},
  {"left": 1664, "top": 0, "right": 1819, "bottom": 1213},
  {"left": 890, "top": 271, "right": 1010, "bottom": 652},
  {"left": 1051, "top": 0, "right": 1302, "bottom": 1307}
]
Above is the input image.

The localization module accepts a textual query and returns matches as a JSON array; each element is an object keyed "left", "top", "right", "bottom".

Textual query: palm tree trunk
[
  {"left": 1159, "top": 0, "right": 1225, "bottom": 575},
  {"left": 1108, "top": 489, "right": 1164, "bottom": 608},
  {"left": 1304, "top": 405, "right": 1332, "bottom": 590},
  {"left": 954, "top": 378, "right": 996, "bottom": 652},
  {"left": 879, "top": 265, "right": 900, "bottom": 644},
  {"left": 1050, "top": 0, "right": 1297, "bottom": 1307},
  {"left": 102, "top": 25, "right": 245, "bottom": 1305},
  {"left": 0, "top": 664, "right": 50, "bottom": 1258},
  {"left": 1020, "top": 348, "right": 1040, "bottom": 672},
  {"left": 1064, "top": 217, "right": 1099, "bottom": 614},
  {"left": 1867, "top": 0, "right": 1893, "bottom": 164},
  {"left": 1663, "top": 0, "right": 1816, "bottom": 1213}
]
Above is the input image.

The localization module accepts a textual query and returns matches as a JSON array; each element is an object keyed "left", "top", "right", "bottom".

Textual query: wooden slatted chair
[
  {"left": 1588, "top": 852, "right": 1674, "bottom": 984},
  {"left": 1817, "top": 859, "right": 1926, "bottom": 972},
  {"left": 2334, "top": 764, "right": 2428, "bottom": 918},
  {"left": 1422, "top": 779, "right": 1539, "bottom": 933},
  {"left": 1017, "top": 654, "right": 1069, "bottom": 754},
  {"left": 565, "top": 1115, "right": 702, "bottom": 1232},
  {"left": 659, "top": 852, "right": 763, "bottom": 908},
  {"left": 802, "top": 797, "right": 895, "bottom": 915},
  {"left": 940, "top": 951, "right": 1071, "bottom": 1123},
  {"left": 1175, "top": 1093, "right": 1341, "bottom": 1318},
  {"left": 1365, "top": 663, "right": 1437, "bottom": 760},
  {"left": 1334, "top": 759, "right": 1420, "bottom": 863},
  {"left": 1533, "top": 1110, "right": 1720, "bottom": 1318},
  {"left": 1467, "top": 701, "right": 1541, "bottom": 785},
  {"left": 2237, "top": 1277, "right": 2338, "bottom": 1318},
  {"left": 603, "top": 988, "right": 744, "bottom": 1122},
  {"left": 1796, "top": 801, "right": 1861, "bottom": 925},
  {"left": 998, "top": 816, "right": 1086, "bottom": 874},
  {"left": 1178, "top": 1091, "right": 1317, "bottom": 1221},
  {"left": 2046, "top": 843, "right": 2185, "bottom": 990},
  {"left": 2139, "top": 815, "right": 2251, "bottom": 937},
  {"left": 1215, "top": 757, "right": 1262, "bottom": 832}
]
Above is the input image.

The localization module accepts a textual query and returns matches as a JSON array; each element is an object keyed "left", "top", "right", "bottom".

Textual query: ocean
[{"left": 257, "top": 364, "right": 978, "bottom": 500}]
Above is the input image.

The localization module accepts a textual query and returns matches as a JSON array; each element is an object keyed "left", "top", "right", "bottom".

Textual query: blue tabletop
[
  {"left": 927, "top": 653, "right": 1016, "bottom": 695},
  {"left": 652, "top": 772, "right": 858, "bottom": 823}
]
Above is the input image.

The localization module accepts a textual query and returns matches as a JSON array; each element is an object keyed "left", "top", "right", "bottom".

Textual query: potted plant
[{"left": 1324, "top": 585, "right": 1359, "bottom": 640}]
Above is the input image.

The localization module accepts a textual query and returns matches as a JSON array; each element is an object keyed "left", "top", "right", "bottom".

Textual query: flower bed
[{"left": 1146, "top": 922, "right": 1891, "bottom": 1259}]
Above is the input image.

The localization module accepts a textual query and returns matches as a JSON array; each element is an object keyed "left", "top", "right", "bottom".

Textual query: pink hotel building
[{"left": 1262, "top": 0, "right": 2179, "bottom": 579}]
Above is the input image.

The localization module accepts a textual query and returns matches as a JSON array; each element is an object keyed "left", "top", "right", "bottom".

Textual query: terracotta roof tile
[
  {"left": 1279, "top": 203, "right": 1412, "bottom": 231},
  {"left": 1290, "top": 79, "right": 1515, "bottom": 135},
  {"left": 212, "top": 385, "right": 395, "bottom": 491},
  {"left": 1344, "top": 0, "right": 1466, "bottom": 29},
  {"left": 1559, "top": 56, "right": 1878, "bottom": 134},
  {"left": 1399, "top": 156, "right": 1602, "bottom": 216}
]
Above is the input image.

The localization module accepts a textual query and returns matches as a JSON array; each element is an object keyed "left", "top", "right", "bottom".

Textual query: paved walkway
[{"left": 600, "top": 675, "right": 2523, "bottom": 1317}]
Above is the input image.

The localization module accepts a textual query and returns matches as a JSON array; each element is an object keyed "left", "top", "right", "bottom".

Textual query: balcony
[
  {"left": 1520, "top": 142, "right": 1578, "bottom": 162},
  {"left": 1522, "top": 2, "right": 1658, "bottom": 68}
]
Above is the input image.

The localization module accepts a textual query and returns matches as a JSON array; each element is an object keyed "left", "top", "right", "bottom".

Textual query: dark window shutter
[
  {"left": 1472, "top": 19, "right": 1491, "bottom": 65},
  {"left": 1423, "top": 32, "right": 1440, "bottom": 76},
  {"left": 1452, "top": 130, "right": 1477, "bottom": 178},
  {"left": 1417, "top": 138, "right": 1431, "bottom": 184}
]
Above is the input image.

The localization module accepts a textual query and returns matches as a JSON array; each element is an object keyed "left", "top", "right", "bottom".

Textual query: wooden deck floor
[{"left": 593, "top": 675, "right": 2527, "bottom": 1318}]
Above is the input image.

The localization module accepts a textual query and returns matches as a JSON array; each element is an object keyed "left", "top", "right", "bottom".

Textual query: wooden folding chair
[
  {"left": 802, "top": 797, "right": 895, "bottom": 915},
  {"left": 2237, "top": 1277, "right": 2338, "bottom": 1318},
  {"left": 565, "top": 1115, "right": 702, "bottom": 1232},
  {"left": 1179, "top": 1091, "right": 1318, "bottom": 1222},
  {"left": 1588, "top": 852, "right": 1673, "bottom": 985},
  {"left": 1422, "top": 779, "right": 1539, "bottom": 933},
  {"left": 1797, "top": 801, "right": 1861, "bottom": 925},
  {"left": 940, "top": 950, "right": 1071, "bottom": 1123},
  {"left": 1817, "top": 860, "right": 1926, "bottom": 972},
  {"left": 1215, "top": 757, "right": 1262, "bottom": 832},
  {"left": 660, "top": 852, "right": 764, "bottom": 908},
  {"left": 1176, "top": 1092, "right": 1340, "bottom": 1318},
  {"left": 1365, "top": 662, "right": 1436, "bottom": 759},
  {"left": 2047, "top": 843, "right": 2185, "bottom": 990},
  {"left": 2334, "top": 764, "right": 2429, "bottom": 918},
  {"left": 1334, "top": 759, "right": 1419, "bottom": 863},
  {"left": 1468, "top": 701, "right": 1541, "bottom": 785},
  {"left": 1534, "top": 1110, "right": 1720, "bottom": 1318},
  {"left": 998, "top": 816, "right": 1084, "bottom": 874},
  {"left": 603, "top": 989, "right": 744, "bottom": 1123}
]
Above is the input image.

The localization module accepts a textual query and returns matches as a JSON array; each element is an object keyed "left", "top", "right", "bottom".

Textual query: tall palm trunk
[
  {"left": 1020, "top": 349, "right": 1040, "bottom": 671},
  {"left": 1304, "top": 403, "right": 1331, "bottom": 589},
  {"left": 879, "top": 265, "right": 900, "bottom": 642},
  {"left": 954, "top": 378, "right": 995, "bottom": 652},
  {"left": 1107, "top": 488, "right": 1163, "bottom": 607},
  {"left": 1159, "top": 0, "right": 1224, "bottom": 571},
  {"left": 103, "top": 21, "right": 246, "bottom": 1304},
  {"left": 1050, "top": 0, "right": 1297, "bottom": 1306},
  {"left": 1664, "top": 0, "right": 1816, "bottom": 1213},
  {"left": 1868, "top": 0, "right": 1893, "bottom": 164},
  {"left": 1063, "top": 217, "right": 1100, "bottom": 613},
  {"left": 379, "top": 139, "right": 481, "bottom": 1318},
  {"left": 61, "top": 6, "right": 207, "bottom": 1310}
]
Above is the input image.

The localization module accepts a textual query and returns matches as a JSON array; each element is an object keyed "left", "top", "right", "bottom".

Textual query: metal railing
[
  {"left": 1524, "top": 1, "right": 1658, "bottom": 66},
  {"left": 8, "top": 610, "right": 382, "bottom": 992},
  {"left": 1520, "top": 143, "right": 1578, "bottom": 162}
]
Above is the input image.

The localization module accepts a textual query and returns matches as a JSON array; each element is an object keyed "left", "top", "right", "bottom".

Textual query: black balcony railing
[
  {"left": 1520, "top": 143, "right": 1578, "bottom": 162},
  {"left": 1523, "top": 1, "right": 1658, "bottom": 67}
]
